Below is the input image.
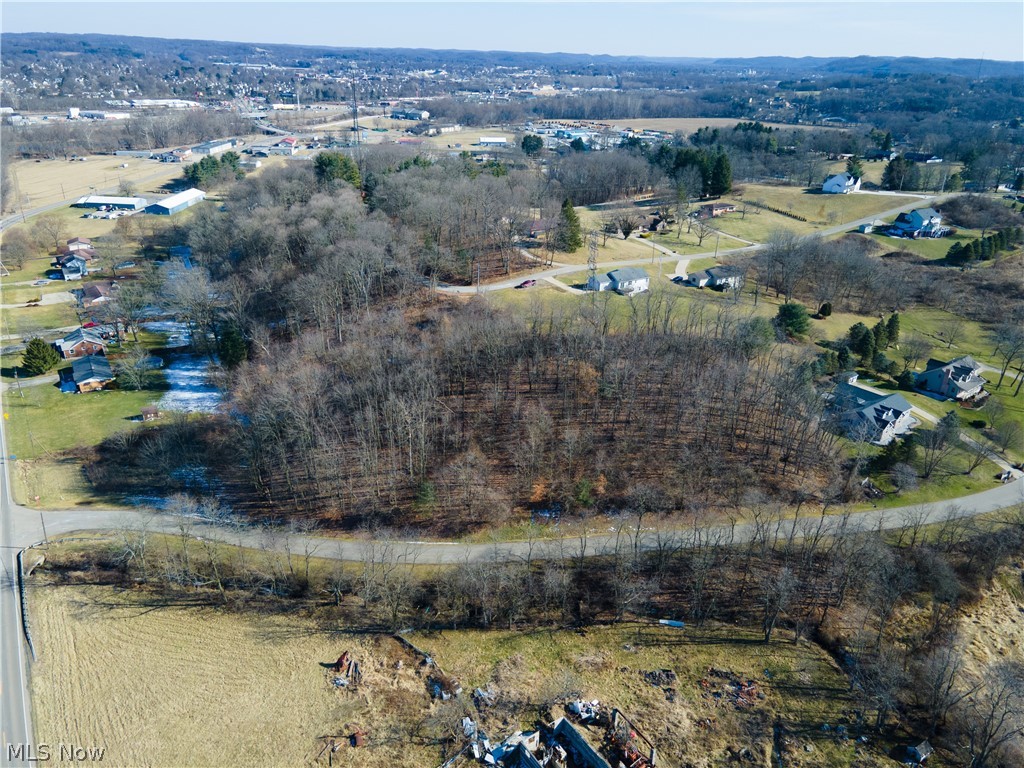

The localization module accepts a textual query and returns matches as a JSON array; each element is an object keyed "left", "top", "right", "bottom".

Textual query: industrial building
[
  {"left": 145, "top": 189, "right": 206, "bottom": 216},
  {"left": 192, "top": 139, "right": 234, "bottom": 156},
  {"left": 72, "top": 195, "right": 148, "bottom": 210}
]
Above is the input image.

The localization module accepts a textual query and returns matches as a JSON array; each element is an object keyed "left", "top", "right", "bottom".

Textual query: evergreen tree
[
  {"left": 569, "top": 137, "right": 587, "bottom": 152},
  {"left": 846, "top": 157, "right": 864, "bottom": 179},
  {"left": 1014, "top": 171, "right": 1024, "bottom": 191},
  {"left": 946, "top": 242, "right": 965, "bottom": 263},
  {"left": 882, "top": 156, "right": 919, "bottom": 191},
  {"left": 520, "top": 135, "right": 543, "bottom": 156},
  {"left": 555, "top": 198, "right": 583, "bottom": 252},
  {"left": 872, "top": 321, "right": 889, "bottom": 350},
  {"left": 886, "top": 313, "right": 900, "bottom": 346},
  {"left": 709, "top": 152, "right": 733, "bottom": 196},
  {"left": 837, "top": 345, "right": 854, "bottom": 372},
  {"left": 313, "top": 151, "right": 362, "bottom": 189},
  {"left": 819, "top": 302, "right": 833, "bottom": 318},
  {"left": 980, "top": 238, "right": 993, "bottom": 260},
  {"left": 775, "top": 303, "right": 810, "bottom": 337},
  {"left": 21, "top": 337, "right": 60, "bottom": 376},
  {"left": 848, "top": 322, "right": 874, "bottom": 358},
  {"left": 218, "top": 323, "right": 247, "bottom": 368},
  {"left": 882, "top": 131, "right": 894, "bottom": 151}
]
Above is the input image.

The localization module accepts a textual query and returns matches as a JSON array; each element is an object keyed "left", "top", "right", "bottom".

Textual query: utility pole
[{"left": 587, "top": 229, "right": 598, "bottom": 303}]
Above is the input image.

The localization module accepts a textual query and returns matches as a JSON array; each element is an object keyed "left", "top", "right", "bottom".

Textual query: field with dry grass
[
  {"left": 30, "top": 584, "right": 438, "bottom": 768},
  {"left": 574, "top": 117, "right": 846, "bottom": 135},
  {"left": 29, "top": 580, "right": 893, "bottom": 768}
]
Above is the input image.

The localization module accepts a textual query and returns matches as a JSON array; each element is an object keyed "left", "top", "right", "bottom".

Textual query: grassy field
[
  {"left": 29, "top": 584, "right": 437, "bottom": 768},
  {"left": 4, "top": 377, "right": 161, "bottom": 460},
  {"left": 708, "top": 184, "right": 923, "bottom": 240},
  {"left": 29, "top": 578, "right": 894, "bottom": 768},
  {"left": 865, "top": 229, "right": 982, "bottom": 262},
  {"left": 410, "top": 622, "right": 889, "bottom": 768},
  {"left": 584, "top": 117, "right": 847, "bottom": 134},
  {"left": 8, "top": 155, "right": 183, "bottom": 211},
  {"left": 2, "top": 302, "right": 81, "bottom": 339}
]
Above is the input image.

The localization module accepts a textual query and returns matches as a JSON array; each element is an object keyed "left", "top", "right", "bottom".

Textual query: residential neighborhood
[{"left": 1, "top": 16, "right": 1022, "bottom": 768}]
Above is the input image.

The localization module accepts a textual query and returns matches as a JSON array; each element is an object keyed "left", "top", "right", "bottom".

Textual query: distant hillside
[{"left": 2, "top": 32, "right": 1020, "bottom": 78}]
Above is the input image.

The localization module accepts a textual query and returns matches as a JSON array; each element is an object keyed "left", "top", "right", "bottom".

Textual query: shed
[
  {"left": 908, "top": 740, "right": 933, "bottom": 762},
  {"left": 72, "top": 195, "right": 147, "bottom": 211},
  {"left": 141, "top": 406, "right": 160, "bottom": 421}
]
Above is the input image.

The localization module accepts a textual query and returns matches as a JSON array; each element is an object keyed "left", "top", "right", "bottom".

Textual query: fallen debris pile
[
  {"left": 326, "top": 650, "right": 363, "bottom": 689},
  {"left": 698, "top": 668, "right": 763, "bottom": 709}
]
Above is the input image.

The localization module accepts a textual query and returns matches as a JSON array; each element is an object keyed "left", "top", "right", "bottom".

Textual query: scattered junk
[
  {"left": 567, "top": 699, "right": 605, "bottom": 724},
  {"left": 657, "top": 619, "right": 684, "bottom": 629},
  {"left": 698, "top": 668, "right": 763, "bottom": 709},
  {"left": 641, "top": 669, "right": 678, "bottom": 703},
  {"left": 350, "top": 727, "right": 368, "bottom": 748},
  {"left": 474, "top": 685, "right": 498, "bottom": 708},
  {"left": 606, "top": 710, "right": 657, "bottom": 768},
  {"left": 392, "top": 632, "right": 464, "bottom": 701},
  {"left": 326, "top": 650, "right": 362, "bottom": 689},
  {"left": 907, "top": 739, "right": 933, "bottom": 764}
]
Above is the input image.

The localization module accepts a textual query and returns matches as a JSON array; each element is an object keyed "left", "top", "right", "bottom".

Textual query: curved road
[{"left": 0, "top": 188, "right": 1004, "bottom": 766}]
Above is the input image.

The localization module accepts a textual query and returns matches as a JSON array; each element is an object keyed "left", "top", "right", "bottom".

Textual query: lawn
[
  {"left": 2, "top": 280, "right": 76, "bottom": 306},
  {"left": 4, "top": 377, "right": 162, "bottom": 461},
  {"left": 2, "top": 301, "right": 81, "bottom": 339},
  {"left": 29, "top": 584, "right": 437, "bottom": 768},
  {"left": 703, "top": 185, "right": 921, "bottom": 242},
  {"left": 865, "top": 229, "right": 981, "bottom": 262}
]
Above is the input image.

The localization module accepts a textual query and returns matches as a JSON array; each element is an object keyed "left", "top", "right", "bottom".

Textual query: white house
[
  {"left": 688, "top": 265, "right": 744, "bottom": 290},
  {"left": 608, "top": 267, "right": 650, "bottom": 296},
  {"left": 831, "top": 381, "right": 917, "bottom": 445},
  {"left": 822, "top": 172, "right": 861, "bottom": 194},
  {"left": 893, "top": 207, "right": 944, "bottom": 237},
  {"left": 915, "top": 356, "right": 988, "bottom": 401}
]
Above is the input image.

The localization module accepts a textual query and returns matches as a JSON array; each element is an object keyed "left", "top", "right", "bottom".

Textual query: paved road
[
  {"left": 0, "top": 189, "right": 983, "bottom": 761},
  {"left": 438, "top": 194, "right": 954, "bottom": 295},
  {"left": 1, "top": 393, "right": 32, "bottom": 767}
]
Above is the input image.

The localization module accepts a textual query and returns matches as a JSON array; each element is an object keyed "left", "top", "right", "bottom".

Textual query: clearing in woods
[{"left": 31, "top": 581, "right": 898, "bottom": 768}]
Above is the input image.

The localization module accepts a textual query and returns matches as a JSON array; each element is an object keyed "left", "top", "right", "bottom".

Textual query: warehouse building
[
  {"left": 72, "top": 195, "right": 148, "bottom": 210},
  {"left": 192, "top": 139, "right": 234, "bottom": 156},
  {"left": 146, "top": 189, "right": 206, "bottom": 216}
]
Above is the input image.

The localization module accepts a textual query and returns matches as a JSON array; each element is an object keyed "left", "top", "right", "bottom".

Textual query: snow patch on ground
[
  {"left": 157, "top": 353, "right": 222, "bottom": 413},
  {"left": 141, "top": 320, "right": 191, "bottom": 347}
]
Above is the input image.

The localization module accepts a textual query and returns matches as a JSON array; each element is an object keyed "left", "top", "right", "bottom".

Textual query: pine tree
[
  {"left": 837, "top": 345, "right": 853, "bottom": 372},
  {"left": 709, "top": 153, "right": 733, "bottom": 196},
  {"left": 882, "top": 131, "right": 894, "bottom": 151},
  {"left": 218, "top": 323, "right": 248, "bottom": 368},
  {"left": 946, "top": 242, "right": 964, "bottom": 263},
  {"left": 848, "top": 322, "right": 874, "bottom": 358},
  {"left": 21, "top": 337, "right": 60, "bottom": 376},
  {"left": 846, "top": 157, "right": 864, "bottom": 179},
  {"left": 872, "top": 320, "right": 889, "bottom": 350},
  {"left": 555, "top": 199, "right": 583, "bottom": 252},
  {"left": 886, "top": 313, "right": 900, "bottom": 346}
]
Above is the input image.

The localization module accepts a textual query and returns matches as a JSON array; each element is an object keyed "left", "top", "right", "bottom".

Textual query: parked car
[
  {"left": 32, "top": 279, "right": 50, "bottom": 286},
  {"left": 516, "top": 279, "right": 537, "bottom": 289},
  {"left": 671, "top": 275, "right": 687, "bottom": 284}
]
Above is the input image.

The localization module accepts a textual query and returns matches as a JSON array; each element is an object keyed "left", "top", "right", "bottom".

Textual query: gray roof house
[
  {"left": 69, "top": 355, "right": 114, "bottom": 392},
  {"left": 59, "top": 254, "right": 88, "bottom": 281},
  {"left": 830, "top": 381, "right": 917, "bottom": 445},
  {"left": 688, "top": 265, "right": 744, "bottom": 290},
  {"left": 916, "top": 356, "right": 987, "bottom": 401},
  {"left": 608, "top": 267, "right": 650, "bottom": 296},
  {"left": 893, "top": 207, "right": 943, "bottom": 237},
  {"left": 590, "top": 268, "right": 650, "bottom": 296}
]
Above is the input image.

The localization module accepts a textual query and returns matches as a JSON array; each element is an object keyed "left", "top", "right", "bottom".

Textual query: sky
[{"left": 2, "top": 1, "right": 1023, "bottom": 61}]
